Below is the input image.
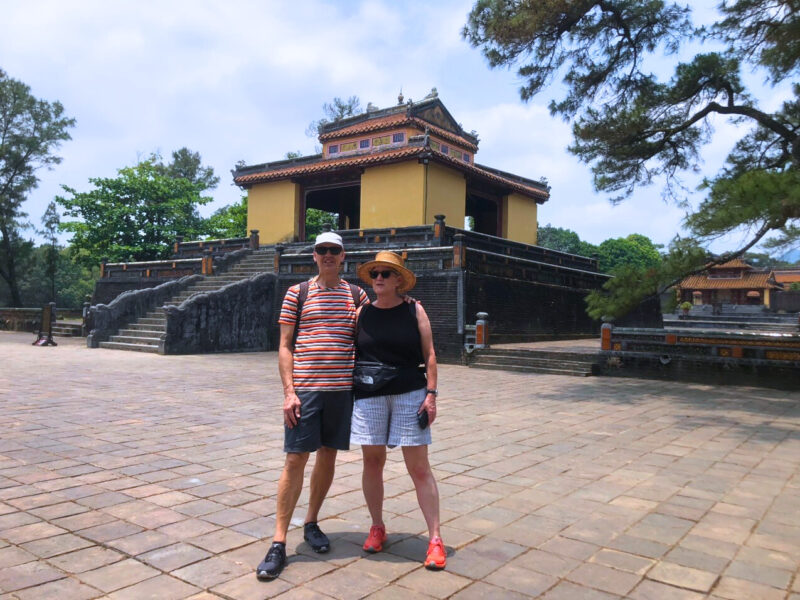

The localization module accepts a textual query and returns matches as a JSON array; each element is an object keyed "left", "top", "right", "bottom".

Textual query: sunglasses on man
[
  {"left": 314, "top": 245, "right": 342, "bottom": 255},
  {"left": 369, "top": 270, "right": 396, "bottom": 279}
]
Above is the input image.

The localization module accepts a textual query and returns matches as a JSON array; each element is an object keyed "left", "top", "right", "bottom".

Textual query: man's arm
[{"left": 279, "top": 323, "right": 301, "bottom": 428}]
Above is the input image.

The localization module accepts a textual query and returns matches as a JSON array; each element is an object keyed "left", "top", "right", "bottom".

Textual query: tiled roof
[
  {"left": 318, "top": 114, "right": 479, "bottom": 153},
  {"left": 709, "top": 258, "right": 751, "bottom": 270},
  {"left": 773, "top": 270, "right": 800, "bottom": 284},
  {"left": 234, "top": 146, "right": 548, "bottom": 201},
  {"left": 678, "top": 271, "right": 776, "bottom": 290}
]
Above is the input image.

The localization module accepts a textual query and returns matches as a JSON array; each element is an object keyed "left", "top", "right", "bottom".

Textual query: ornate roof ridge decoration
[
  {"left": 233, "top": 141, "right": 549, "bottom": 202},
  {"left": 318, "top": 96, "right": 479, "bottom": 150}
]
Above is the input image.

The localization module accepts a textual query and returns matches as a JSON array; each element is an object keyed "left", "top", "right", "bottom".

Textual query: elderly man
[{"left": 257, "top": 231, "right": 368, "bottom": 581}]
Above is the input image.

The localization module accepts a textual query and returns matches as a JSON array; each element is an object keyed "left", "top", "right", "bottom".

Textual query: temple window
[
  {"left": 463, "top": 153, "right": 470, "bottom": 163},
  {"left": 328, "top": 144, "right": 339, "bottom": 154},
  {"left": 360, "top": 139, "right": 370, "bottom": 149},
  {"left": 392, "top": 132, "right": 405, "bottom": 143},
  {"left": 441, "top": 144, "right": 449, "bottom": 155}
]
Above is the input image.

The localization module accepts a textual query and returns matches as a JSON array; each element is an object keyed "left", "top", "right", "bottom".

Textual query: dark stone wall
[
  {"left": 464, "top": 272, "right": 599, "bottom": 344},
  {"left": 163, "top": 273, "right": 276, "bottom": 354},
  {"left": 772, "top": 291, "right": 800, "bottom": 313},
  {"left": 87, "top": 275, "right": 203, "bottom": 347}
]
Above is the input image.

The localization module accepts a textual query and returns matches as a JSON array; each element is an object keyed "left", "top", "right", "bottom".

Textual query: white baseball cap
[{"left": 314, "top": 231, "right": 344, "bottom": 249}]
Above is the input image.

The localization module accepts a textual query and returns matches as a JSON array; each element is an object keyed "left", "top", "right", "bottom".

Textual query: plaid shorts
[{"left": 350, "top": 387, "right": 432, "bottom": 448}]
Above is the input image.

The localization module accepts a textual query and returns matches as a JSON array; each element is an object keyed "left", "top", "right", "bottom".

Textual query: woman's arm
[{"left": 416, "top": 303, "right": 438, "bottom": 425}]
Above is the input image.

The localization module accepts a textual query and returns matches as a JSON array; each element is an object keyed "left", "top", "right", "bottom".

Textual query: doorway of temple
[{"left": 301, "top": 182, "right": 360, "bottom": 241}]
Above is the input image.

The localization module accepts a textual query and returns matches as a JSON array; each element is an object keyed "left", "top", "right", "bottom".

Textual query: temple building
[
  {"left": 677, "top": 259, "right": 780, "bottom": 307},
  {"left": 233, "top": 91, "right": 548, "bottom": 245}
]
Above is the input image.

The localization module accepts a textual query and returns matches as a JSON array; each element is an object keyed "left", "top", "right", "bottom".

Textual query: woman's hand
[{"left": 419, "top": 392, "right": 437, "bottom": 426}]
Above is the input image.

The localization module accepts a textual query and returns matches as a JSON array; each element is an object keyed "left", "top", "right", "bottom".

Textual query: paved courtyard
[{"left": 0, "top": 331, "right": 799, "bottom": 599}]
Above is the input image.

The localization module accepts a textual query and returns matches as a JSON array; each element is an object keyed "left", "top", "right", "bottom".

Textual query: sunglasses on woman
[
  {"left": 369, "top": 270, "right": 396, "bottom": 279},
  {"left": 314, "top": 245, "right": 342, "bottom": 255}
]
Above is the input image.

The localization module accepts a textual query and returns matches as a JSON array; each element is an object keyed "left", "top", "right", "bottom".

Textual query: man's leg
[
  {"left": 274, "top": 451, "right": 309, "bottom": 543},
  {"left": 304, "top": 446, "right": 337, "bottom": 524}
]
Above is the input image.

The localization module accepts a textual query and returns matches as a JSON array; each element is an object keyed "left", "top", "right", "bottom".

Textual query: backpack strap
[
  {"left": 349, "top": 283, "right": 361, "bottom": 308},
  {"left": 290, "top": 280, "right": 310, "bottom": 351}
]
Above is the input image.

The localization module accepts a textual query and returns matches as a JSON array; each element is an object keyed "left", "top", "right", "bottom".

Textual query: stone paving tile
[
  {"left": 1, "top": 333, "right": 799, "bottom": 599},
  {"left": 106, "top": 573, "right": 201, "bottom": 599},
  {"left": 77, "top": 557, "right": 160, "bottom": 593},
  {"left": 10, "top": 576, "right": 102, "bottom": 600}
]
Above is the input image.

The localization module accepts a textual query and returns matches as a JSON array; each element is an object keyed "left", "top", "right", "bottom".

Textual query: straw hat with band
[{"left": 357, "top": 251, "right": 417, "bottom": 294}]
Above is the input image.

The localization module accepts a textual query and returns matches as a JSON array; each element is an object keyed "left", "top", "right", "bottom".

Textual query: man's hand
[{"left": 284, "top": 392, "right": 301, "bottom": 428}]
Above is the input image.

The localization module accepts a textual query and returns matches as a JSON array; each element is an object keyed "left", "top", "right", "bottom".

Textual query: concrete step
[
  {"left": 139, "top": 317, "right": 166, "bottom": 325},
  {"left": 118, "top": 328, "right": 163, "bottom": 337},
  {"left": 127, "top": 322, "right": 166, "bottom": 332},
  {"left": 469, "top": 363, "right": 592, "bottom": 376},
  {"left": 99, "top": 341, "right": 159, "bottom": 353},
  {"left": 471, "top": 356, "right": 595, "bottom": 370},
  {"left": 109, "top": 334, "right": 162, "bottom": 345}
]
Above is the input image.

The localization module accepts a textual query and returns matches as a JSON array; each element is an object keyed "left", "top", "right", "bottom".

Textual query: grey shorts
[
  {"left": 350, "top": 387, "right": 432, "bottom": 448},
  {"left": 284, "top": 390, "right": 353, "bottom": 453}
]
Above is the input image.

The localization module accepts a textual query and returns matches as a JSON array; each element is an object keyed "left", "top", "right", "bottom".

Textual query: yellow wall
[
  {"left": 425, "top": 162, "right": 466, "bottom": 227},
  {"left": 502, "top": 192, "right": 538, "bottom": 245},
  {"left": 360, "top": 162, "right": 425, "bottom": 228},
  {"left": 247, "top": 180, "right": 301, "bottom": 244}
]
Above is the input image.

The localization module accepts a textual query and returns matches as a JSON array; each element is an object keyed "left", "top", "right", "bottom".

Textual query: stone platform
[{"left": 0, "top": 331, "right": 798, "bottom": 599}]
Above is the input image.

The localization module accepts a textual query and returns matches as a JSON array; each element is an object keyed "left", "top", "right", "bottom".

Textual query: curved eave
[{"left": 234, "top": 147, "right": 548, "bottom": 202}]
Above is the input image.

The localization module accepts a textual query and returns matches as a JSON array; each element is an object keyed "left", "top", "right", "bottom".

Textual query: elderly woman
[{"left": 350, "top": 251, "right": 445, "bottom": 570}]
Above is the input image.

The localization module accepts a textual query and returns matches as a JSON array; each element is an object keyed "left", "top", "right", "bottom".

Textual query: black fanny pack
[{"left": 353, "top": 361, "right": 422, "bottom": 393}]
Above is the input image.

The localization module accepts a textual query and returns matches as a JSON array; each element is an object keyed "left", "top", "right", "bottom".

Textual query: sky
[{"left": 0, "top": 0, "right": 791, "bottom": 252}]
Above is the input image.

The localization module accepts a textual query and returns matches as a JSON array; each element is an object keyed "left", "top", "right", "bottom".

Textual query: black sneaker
[
  {"left": 256, "top": 542, "right": 286, "bottom": 581},
  {"left": 303, "top": 521, "right": 330, "bottom": 553}
]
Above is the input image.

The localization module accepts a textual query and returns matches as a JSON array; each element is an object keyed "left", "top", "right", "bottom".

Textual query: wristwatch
[{"left": 426, "top": 389, "right": 438, "bottom": 396}]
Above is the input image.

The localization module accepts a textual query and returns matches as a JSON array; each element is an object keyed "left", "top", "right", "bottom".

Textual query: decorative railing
[
  {"left": 173, "top": 229, "right": 260, "bottom": 258},
  {"left": 601, "top": 323, "right": 800, "bottom": 363}
]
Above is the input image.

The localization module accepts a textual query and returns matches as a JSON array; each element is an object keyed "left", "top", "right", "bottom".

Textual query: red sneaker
[
  {"left": 425, "top": 536, "right": 446, "bottom": 570},
  {"left": 363, "top": 525, "right": 387, "bottom": 553}
]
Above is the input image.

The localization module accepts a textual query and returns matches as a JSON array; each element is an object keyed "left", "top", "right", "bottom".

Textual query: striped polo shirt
[{"left": 279, "top": 280, "right": 369, "bottom": 391}]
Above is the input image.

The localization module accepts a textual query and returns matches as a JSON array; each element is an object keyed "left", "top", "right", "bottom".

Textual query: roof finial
[{"left": 397, "top": 88, "right": 404, "bottom": 105}]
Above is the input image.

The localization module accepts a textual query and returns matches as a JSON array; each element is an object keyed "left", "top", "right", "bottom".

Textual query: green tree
[
  {"left": 155, "top": 147, "right": 220, "bottom": 191},
  {"left": 57, "top": 158, "right": 212, "bottom": 267},
  {"left": 537, "top": 223, "right": 597, "bottom": 256},
  {"left": 0, "top": 69, "right": 75, "bottom": 306},
  {"left": 205, "top": 196, "right": 248, "bottom": 239},
  {"left": 464, "top": 1, "right": 799, "bottom": 317},
  {"left": 306, "top": 96, "right": 363, "bottom": 137},
  {"left": 305, "top": 209, "right": 338, "bottom": 242},
  {"left": 596, "top": 234, "right": 662, "bottom": 273}
]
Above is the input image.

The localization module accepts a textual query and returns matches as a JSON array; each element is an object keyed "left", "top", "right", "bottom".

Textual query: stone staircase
[
  {"left": 467, "top": 348, "right": 600, "bottom": 377},
  {"left": 52, "top": 321, "right": 83, "bottom": 337},
  {"left": 99, "top": 249, "right": 275, "bottom": 353}
]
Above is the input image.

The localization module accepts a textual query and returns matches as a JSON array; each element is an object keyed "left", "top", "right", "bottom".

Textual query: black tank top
[{"left": 355, "top": 302, "right": 427, "bottom": 398}]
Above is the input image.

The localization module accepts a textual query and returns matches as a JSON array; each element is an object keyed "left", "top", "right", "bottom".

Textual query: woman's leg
[
  {"left": 361, "top": 445, "right": 387, "bottom": 526},
  {"left": 402, "top": 445, "right": 440, "bottom": 539}
]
